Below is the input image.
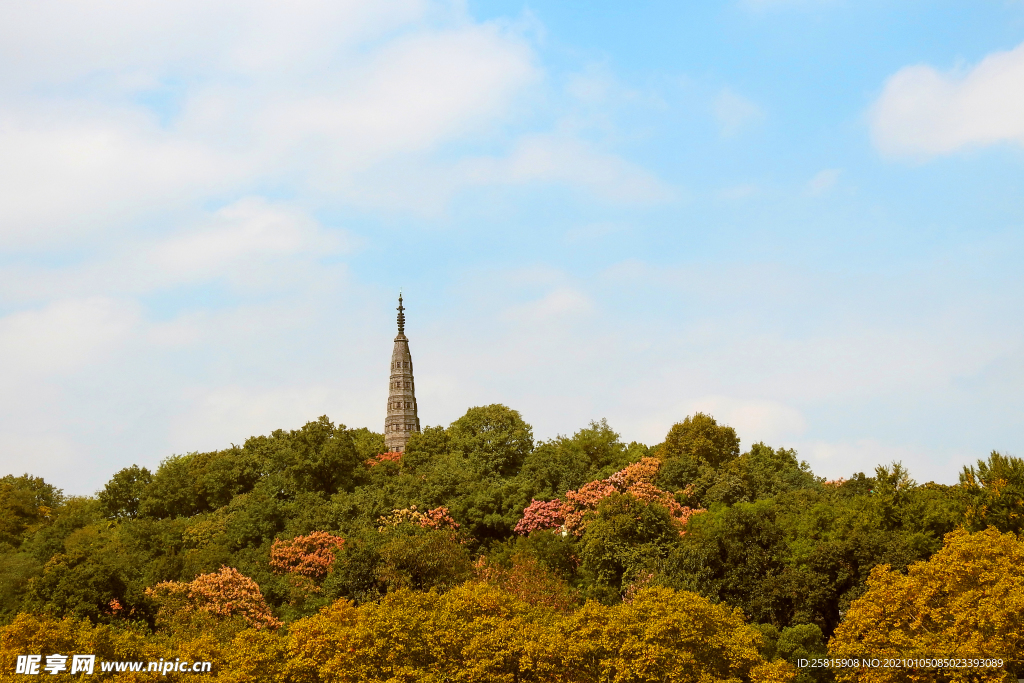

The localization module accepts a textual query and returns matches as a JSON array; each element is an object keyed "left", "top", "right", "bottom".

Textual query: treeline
[{"left": 1, "top": 406, "right": 1022, "bottom": 682}]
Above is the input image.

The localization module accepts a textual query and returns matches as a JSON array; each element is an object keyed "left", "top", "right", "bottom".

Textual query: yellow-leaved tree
[
  {"left": 829, "top": 527, "right": 1024, "bottom": 682},
  {"left": 0, "top": 613, "right": 164, "bottom": 683},
  {"left": 286, "top": 582, "right": 564, "bottom": 683},
  {"left": 284, "top": 582, "right": 795, "bottom": 683},
  {"left": 2, "top": 582, "right": 797, "bottom": 682},
  {"left": 561, "top": 586, "right": 794, "bottom": 683}
]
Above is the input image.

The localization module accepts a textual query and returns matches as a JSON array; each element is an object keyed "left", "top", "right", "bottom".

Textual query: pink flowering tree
[
  {"left": 514, "top": 499, "right": 567, "bottom": 535},
  {"left": 516, "top": 457, "right": 705, "bottom": 537}
]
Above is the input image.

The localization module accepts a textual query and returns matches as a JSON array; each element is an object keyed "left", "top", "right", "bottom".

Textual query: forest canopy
[{"left": 1, "top": 407, "right": 1021, "bottom": 682}]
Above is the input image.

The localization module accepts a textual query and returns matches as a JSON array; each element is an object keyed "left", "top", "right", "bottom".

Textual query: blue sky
[{"left": 1, "top": 0, "right": 1022, "bottom": 494}]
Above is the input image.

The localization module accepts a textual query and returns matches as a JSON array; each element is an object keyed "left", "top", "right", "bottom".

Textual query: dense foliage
[
  {"left": 0, "top": 407, "right": 1021, "bottom": 681},
  {"left": 830, "top": 527, "right": 1024, "bottom": 682}
]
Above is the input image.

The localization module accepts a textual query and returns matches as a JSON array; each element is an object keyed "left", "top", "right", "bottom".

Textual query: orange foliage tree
[
  {"left": 147, "top": 566, "right": 281, "bottom": 630},
  {"left": 365, "top": 451, "right": 403, "bottom": 468},
  {"left": 269, "top": 531, "right": 345, "bottom": 579}
]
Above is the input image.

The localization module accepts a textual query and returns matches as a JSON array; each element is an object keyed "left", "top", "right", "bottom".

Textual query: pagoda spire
[
  {"left": 384, "top": 292, "right": 420, "bottom": 452},
  {"left": 397, "top": 292, "right": 405, "bottom": 335}
]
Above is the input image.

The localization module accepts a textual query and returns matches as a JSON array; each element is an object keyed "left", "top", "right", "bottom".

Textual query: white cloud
[
  {"left": 146, "top": 317, "right": 206, "bottom": 349},
  {"left": 335, "top": 132, "right": 677, "bottom": 213},
  {"left": 0, "top": 0, "right": 661, "bottom": 244},
  {"left": 0, "top": 285, "right": 395, "bottom": 492},
  {"left": 590, "top": 257, "right": 1023, "bottom": 477},
  {"left": 629, "top": 396, "right": 807, "bottom": 448},
  {"left": 0, "top": 432, "right": 81, "bottom": 487},
  {"left": 717, "top": 183, "right": 762, "bottom": 201},
  {"left": 247, "top": 24, "right": 540, "bottom": 180},
  {"left": 713, "top": 87, "right": 764, "bottom": 137},
  {"left": 0, "top": 1, "right": 429, "bottom": 87},
  {"left": 169, "top": 385, "right": 337, "bottom": 454},
  {"left": 0, "top": 199, "right": 347, "bottom": 305},
  {"left": 871, "top": 41, "right": 1024, "bottom": 156},
  {"left": 1, "top": 251, "right": 1017, "bottom": 493},
  {"left": 0, "top": 298, "right": 138, "bottom": 376},
  {"left": 149, "top": 197, "right": 347, "bottom": 287},
  {"left": 689, "top": 396, "right": 807, "bottom": 443},
  {"left": 806, "top": 168, "right": 842, "bottom": 195},
  {"left": 0, "top": 113, "right": 239, "bottom": 246},
  {"left": 562, "top": 62, "right": 644, "bottom": 108},
  {"left": 803, "top": 438, "right": 919, "bottom": 464},
  {"left": 463, "top": 134, "right": 675, "bottom": 204},
  {"left": 504, "top": 287, "right": 594, "bottom": 324},
  {"left": 566, "top": 68, "right": 617, "bottom": 105}
]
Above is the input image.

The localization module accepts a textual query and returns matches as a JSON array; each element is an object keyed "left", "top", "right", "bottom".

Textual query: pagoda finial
[{"left": 396, "top": 291, "right": 405, "bottom": 335}]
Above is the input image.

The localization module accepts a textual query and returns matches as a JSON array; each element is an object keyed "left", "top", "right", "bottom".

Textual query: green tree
[
  {"left": 138, "top": 453, "right": 210, "bottom": 519},
  {"left": 401, "top": 425, "right": 450, "bottom": 468},
  {"left": 960, "top": 450, "right": 1024, "bottom": 534},
  {"left": 20, "top": 497, "right": 106, "bottom": 567},
  {"left": 0, "top": 475, "right": 63, "bottom": 549},
  {"left": 658, "top": 413, "right": 740, "bottom": 468},
  {"left": 220, "top": 481, "right": 290, "bottom": 551},
  {"left": 447, "top": 404, "right": 534, "bottom": 477},
  {"left": 663, "top": 475, "right": 958, "bottom": 636},
  {"left": 24, "top": 524, "right": 144, "bottom": 622},
  {"left": 755, "top": 623, "right": 831, "bottom": 683},
  {"left": 655, "top": 413, "right": 742, "bottom": 504},
  {"left": 663, "top": 498, "right": 796, "bottom": 626},
  {"left": 579, "top": 493, "right": 679, "bottom": 602},
  {"left": 739, "top": 443, "right": 817, "bottom": 501},
  {"left": 375, "top": 526, "right": 473, "bottom": 592},
  {"left": 246, "top": 416, "right": 365, "bottom": 497},
  {"left": 348, "top": 427, "right": 386, "bottom": 461},
  {"left": 98, "top": 465, "right": 152, "bottom": 519},
  {"left": 493, "top": 529, "right": 582, "bottom": 592},
  {"left": 0, "top": 553, "right": 41, "bottom": 625},
  {"left": 321, "top": 533, "right": 384, "bottom": 604},
  {"left": 362, "top": 408, "right": 539, "bottom": 543},
  {"left": 517, "top": 419, "right": 643, "bottom": 503},
  {"left": 138, "top": 417, "right": 364, "bottom": 520}
]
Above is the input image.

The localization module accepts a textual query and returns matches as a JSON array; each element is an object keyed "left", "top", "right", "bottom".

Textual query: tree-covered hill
[{"left": 1, "top": 406, "right": 1021, "bottom": 682}]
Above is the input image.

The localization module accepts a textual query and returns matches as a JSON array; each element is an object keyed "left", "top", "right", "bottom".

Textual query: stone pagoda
[{"left": 384, "top": 293, "right": 420, "bottom": 452}]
